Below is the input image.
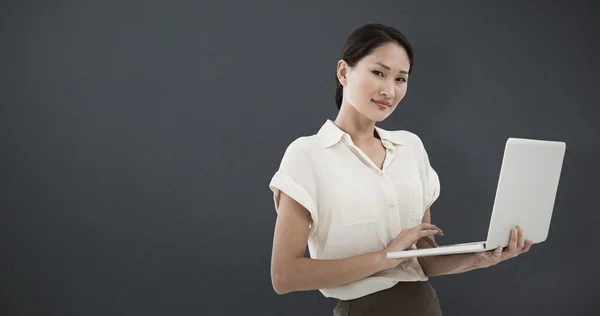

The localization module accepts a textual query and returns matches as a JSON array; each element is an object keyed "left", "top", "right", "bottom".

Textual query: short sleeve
[
  {"left": 269, "top": 138, "right": 319, "bottom": 235},
  {"left": 415, "top": 136, "right": 441, "bottom": 210}
]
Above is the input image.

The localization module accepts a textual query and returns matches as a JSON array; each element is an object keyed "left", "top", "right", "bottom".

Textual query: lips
[{"left": 372, "top": 99, "right": 391, "bottom": 107}]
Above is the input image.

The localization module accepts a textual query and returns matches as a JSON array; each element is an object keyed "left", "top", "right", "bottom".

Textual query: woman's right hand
[{"left": 380, "top": 223, "right": 444, "bottom": 268}]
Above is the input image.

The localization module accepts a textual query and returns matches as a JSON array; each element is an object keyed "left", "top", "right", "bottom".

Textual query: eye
[
  {"left": 372, "top": 70, "right": 384, "bottom": 77},
  {"left": 396, "top": 77, "right": 407, "bottom": 83}
]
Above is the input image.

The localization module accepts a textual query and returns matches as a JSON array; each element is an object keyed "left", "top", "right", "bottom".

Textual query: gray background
[{"left": 1, "top": 0, "right": 598, "bottom": 315}]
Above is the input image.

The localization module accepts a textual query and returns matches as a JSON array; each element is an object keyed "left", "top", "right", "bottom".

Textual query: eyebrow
[{"left": 375, "top": 62, "right": 409, "bottom": 75}]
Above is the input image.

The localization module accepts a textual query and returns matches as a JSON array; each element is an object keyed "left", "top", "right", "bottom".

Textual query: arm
[
  {"left": 270, "top": 192, "right": 393, "bottom": 295},
  {"left": 416, "top": 208, "right": 480, "bottom": 277}
]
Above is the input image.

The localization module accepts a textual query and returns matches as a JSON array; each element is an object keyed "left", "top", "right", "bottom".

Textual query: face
[{"left": 337, "top": 42, "right": 411, "bottom": 122}]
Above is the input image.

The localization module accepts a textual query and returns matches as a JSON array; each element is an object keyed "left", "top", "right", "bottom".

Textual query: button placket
[
  {"left": 381, "top": 176, "right": 402, "bottom": 235},
  {"left": 381, "top": 175, "right": 397, "bottom": 208}
]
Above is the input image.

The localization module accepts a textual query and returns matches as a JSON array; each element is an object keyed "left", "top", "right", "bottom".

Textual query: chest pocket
[
  {"left": 393, "top": 179, "right": 425, "bottom": 222},
  {"left": 406, "top": 179, "right": 425, "bottom": 220},
  {"left": 332, "top": 183, "right": 381, "bottom": 226}
]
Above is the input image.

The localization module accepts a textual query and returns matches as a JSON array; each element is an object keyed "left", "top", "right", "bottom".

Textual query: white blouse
[{"left": 269, "top": 119, "right": 441, "bottom": 300}]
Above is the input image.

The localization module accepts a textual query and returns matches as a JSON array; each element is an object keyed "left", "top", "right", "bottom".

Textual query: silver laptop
[{"left": 386, "top": 137, "right": 566, "bottom": 259}]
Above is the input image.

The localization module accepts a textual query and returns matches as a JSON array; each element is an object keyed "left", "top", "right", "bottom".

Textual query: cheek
[
  {"left": 360, "top": 76, "right": 378, "bottom": 92},
  {"left": 347, "top": 76, "right": 374, "bottom": 103},
  {"left": 351, "top": 75, "right": 377, "bottom": 99},
  {"left": 396, "top": 85, "right": 408, "bottom": 100}
]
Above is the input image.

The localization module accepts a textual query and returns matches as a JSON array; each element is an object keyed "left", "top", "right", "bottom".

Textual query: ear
[{"left": 336, "top": 59, "right": 349, "bottom": 87}]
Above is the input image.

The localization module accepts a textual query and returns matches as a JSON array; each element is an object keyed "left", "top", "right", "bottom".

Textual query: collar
[{"left": 317, "top": 119, "right": 405, "bottom": 149}]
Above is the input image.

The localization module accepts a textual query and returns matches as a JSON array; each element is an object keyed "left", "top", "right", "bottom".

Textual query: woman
[{"left": 268, "top": 23, "right": 533, "bottom": 316}]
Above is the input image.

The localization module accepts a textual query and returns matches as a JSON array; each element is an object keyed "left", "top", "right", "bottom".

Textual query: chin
[
  {"left": 364, "top": 111, "right": 392, "bottom": 122},
  {"left": 374, "top": 114, "right": 391, "bottom": 122},
  {"left": 353, "top": 103, "right": 393, "bottom": 122}
]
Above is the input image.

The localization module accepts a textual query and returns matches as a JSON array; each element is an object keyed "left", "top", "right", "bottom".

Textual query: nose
[{"left": 380, "top": 80, "right": 395, "bottom": 99}]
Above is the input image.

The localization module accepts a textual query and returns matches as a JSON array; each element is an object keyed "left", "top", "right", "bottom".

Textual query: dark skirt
[{"left": 332, "top": 281, "right": 442, "bottom": 316}]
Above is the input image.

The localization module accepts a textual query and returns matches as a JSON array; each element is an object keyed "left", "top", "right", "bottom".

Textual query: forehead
[{"left": 359, "top": 42, "right": 410, "bottom": 71}]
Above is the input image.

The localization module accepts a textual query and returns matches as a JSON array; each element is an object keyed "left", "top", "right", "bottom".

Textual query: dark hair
[{"left": 335, "top": 23, "right": 414, "bottom": 110}]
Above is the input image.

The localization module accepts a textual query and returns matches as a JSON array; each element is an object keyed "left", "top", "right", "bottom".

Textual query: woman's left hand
[{"left": 474, "top": 226, "right": 534, "bottom": 269}]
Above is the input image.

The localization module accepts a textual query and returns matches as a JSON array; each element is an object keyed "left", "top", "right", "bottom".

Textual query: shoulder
[
  {"left": 282, "top": 134, "right": 321, "bottom": 156},
  {"left": 278, "top": 134, "right": 322, "bottom": 167},
  {"left": 286, "top": 134, "right": 320, "bottom": 151}
]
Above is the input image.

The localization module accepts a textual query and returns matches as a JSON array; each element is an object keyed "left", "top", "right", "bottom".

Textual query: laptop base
[{"left": 386, "top": 241, "right": 488, "bottom": 259}]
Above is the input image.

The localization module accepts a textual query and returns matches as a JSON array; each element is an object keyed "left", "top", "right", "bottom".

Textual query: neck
[{"left": 333, "top": 104, "right": 379, "bottom": 144}]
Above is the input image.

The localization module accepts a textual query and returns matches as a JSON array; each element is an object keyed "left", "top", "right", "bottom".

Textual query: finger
[
  {"left": 521, "top": 240, "right": 533, "bottom": 253},
  {"left": 421, "top": 236, "right": 439, "bottom": 248},
  {"left": 419, "top": 230, "right": 441, "bottom": 239},
  {"left": 418, "top": 223, "right": 443, "bottom": 235},
  {"left": 517, "top": 226, "right": 525, "bottom": 251},
  {"left": 434, "top": 226, "right": 444, "bottom": 236},
  {"left": 418, "top": 223, "right": 434, "bottom": 229},
  {"left": 492, "top": 247, "right": 502, "bottom": 260},
  {"left": 508, "top": 228, "right": 518, "bottom": 253}
]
